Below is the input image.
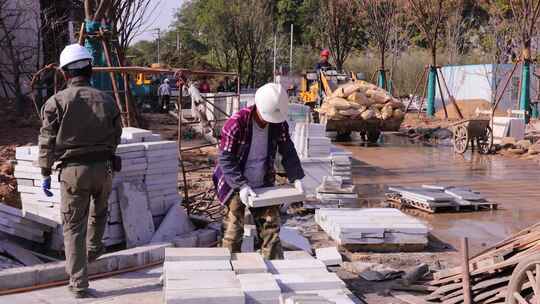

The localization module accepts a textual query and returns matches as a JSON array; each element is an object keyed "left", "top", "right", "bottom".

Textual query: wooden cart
[{"left": 451, "top": 118, "right": 494, "bottom": 154}]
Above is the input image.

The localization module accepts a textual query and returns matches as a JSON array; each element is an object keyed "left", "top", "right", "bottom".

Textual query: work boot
[
  {"left": 88, "top": 247, "right": 105, "bottom": 263},
  {"left": 68, "top": 286, "right": 91, "bottom": 299}
]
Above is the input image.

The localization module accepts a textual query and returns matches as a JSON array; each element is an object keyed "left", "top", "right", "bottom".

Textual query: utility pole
[
  {"left": 273, "top": 33, "right": 277, "bottom": 82},
  {"left": 154, "top": 28, "right": 161, "bottom": 65},
  {"left": 289, "top": 24, "right": 293, "bottom": 75}
]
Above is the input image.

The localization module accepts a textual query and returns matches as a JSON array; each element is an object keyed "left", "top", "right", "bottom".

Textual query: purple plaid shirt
[{"left": 212, "top": 105, "right": 304, "bottom": 203}]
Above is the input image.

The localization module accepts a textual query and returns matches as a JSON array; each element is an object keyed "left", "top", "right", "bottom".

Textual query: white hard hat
[
  {"left": 255, "top": 83, "right": 289, "bottom": 123},
  {"left": 59, "top": 44, "right": 93, "bottom": 69},
  {"left": 164, "top": 78, "right": 169, "bottom": 83}
]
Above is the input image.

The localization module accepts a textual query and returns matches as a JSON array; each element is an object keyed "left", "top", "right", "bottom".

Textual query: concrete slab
[
  {"left": 265, "top": 259, "right": 326, "bottom": 274},
  {"left": 237, "top": 273, "right": 281, "bottom": 300},
  {"left": 165, "top": 287, "right": 245, "bottom": 304},
  {"left": 118, "top": 182, "right": 155, "bottom": 248},
  {"left": 165, "top": 247, "right": 231, "bottom": 261},
  {"left": 231, "top": 252, "right": 267, "bottom": 274},
  {"left": 163, "top": 260, "right": 232, "bottom": 272},
  {"left": 172, "top": 232, "right": 199, "bottom": 247},
  {"left": 165, "top": 270, "right": 240, "bottom": 290},
  {"left": 315, "top": 247, "right": 342, "bottom": 266},
  {"left": 151, "top": 204, "right": 195, "bottom": 243},
  {"left": 283, "top": 251, "right": 314, "bottom": 260},
  {"left": 248, "top": 185, "right": 305, "bottom": 207},
  {"left": 1, "top": 240, "right": 43, "bottom": 266},
  {"left": 280, "top": 227, "right": 312, "bottom": 253},
  {"left": 274, "top": 272, "right": 345, "bottom": 292}
]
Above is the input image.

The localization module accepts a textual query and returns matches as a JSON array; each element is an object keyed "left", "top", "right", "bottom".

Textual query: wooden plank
[{"left": 1, "top": 240, "right": 43, "bottom": 266}]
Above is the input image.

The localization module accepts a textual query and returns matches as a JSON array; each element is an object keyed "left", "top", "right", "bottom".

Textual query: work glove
[
  {"left": 294, "top": 179, "right": 304, "bottom": 194},
  {"left": 239, "top": 184, "right": 256, "bottom": 206},
  {"left": 42, "top": 175, "right": 53, "bottom": 197}
]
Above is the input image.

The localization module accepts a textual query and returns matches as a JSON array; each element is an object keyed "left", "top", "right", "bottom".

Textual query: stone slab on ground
[
  {"left": 165, "top": 270, "right": 240, "bottom": 290},
  {"left": 150, "top": 204, "right": 195, "bottom": 243},
  {"left": 1, "top": 240, "right": 43, "bottom": 266},
  {"left": 232, "top": 252, "right": 268, "bottom": 274},
  {"left": 165, "top": 288, "right": 245, "bottom": 304},
  {"left": 118, "top": 182, "right": 155, "bottom": 248},
  {"left": 315, "top": 247, "right": 342, "bottom": 266},
  {"left": 165, "top": 247, "right": 231, "bottom": 261},
  {"left": 274, "top": 272, "right": 346, "bottom": 292},
  {"left": 280, "top": 227, "right": 312, "bottom": 253},
  {"left": 266, "top": 259, "right": 326, "bottom": 274},
  {"left": 172, "top": 231, "right": 199, "bottom": 247},
  {"left": 164, "top": 260, "right": 232, "bottom": 272},
  {"left": 284, "top": 251, "right": 314, "bottom": 260},
  {"left": 237, "top": 273, "right": 281, "bottom": 302}
]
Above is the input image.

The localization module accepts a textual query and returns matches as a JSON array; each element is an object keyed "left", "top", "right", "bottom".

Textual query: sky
[{"left": 133, "top": 0, "right": 184, "bottom": 43}]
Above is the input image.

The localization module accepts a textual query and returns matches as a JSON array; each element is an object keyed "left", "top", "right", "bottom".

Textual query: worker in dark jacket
[
  {"left": 38, "top": 43, "right": 122, "bottom": 298},
  {"left": 315, "top": 49, "right": 332, "bottom": 70},
  {"left": 212, "top": 83, "right": 305, "bottom": 259}
]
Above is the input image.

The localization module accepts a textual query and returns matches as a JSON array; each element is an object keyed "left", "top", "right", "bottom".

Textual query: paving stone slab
[
  {"left": 274, "top": 272, "right": 346, "bottom": 292},
  {"left": 165, "top": 287, "right": 245, "bottom": 304},
  {"left": 165, "top": 270, "right": 240, "bottom": 290},
  {"left": 266, "top": 259, "right": 326, "bottom": 274},
  {"left": 248, "top": 185, "right": 305, "bottom": 208},
  {"left": 118, "top": 182, "right": 155, "bottom": 248},
  {"left": 280, "top": 227, "right": 312, "bottom": 253},
  {"left": 165, "top": 247, "right": 231, "bottom": 261},
  {"left": 315, "top": 247, "right": 342, "bottom": 266},
  {"left": 232, "top": 253, "right": 268, "bottom": 274},
  {"left": 151, "top": 204, "right": 195, "bottom": 243},
  {"left": 164, "top": 260, "right": 232, "bottom": 272},
  {"left": 284, "top": 251, "right": 314, "bottom": 260},
  {"left": 237, "top": 273, "right": 281, "bottom": 300}
]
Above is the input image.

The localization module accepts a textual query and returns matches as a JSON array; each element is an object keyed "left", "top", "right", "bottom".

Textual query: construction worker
[
  {"left": 38, "top": 43, "right": 122, "bottom": 298},
  {"left": 158, "top": 78, "right": 172, "bottom": 113},
  {"left": 213, "top": 83, "right": 305, "bottom": 259},
  {"left": 315, "top": 49, "right": 332, "bottom": 70},
  {"left": 199, "top": 77, "right": 211, "bottom": 93}
]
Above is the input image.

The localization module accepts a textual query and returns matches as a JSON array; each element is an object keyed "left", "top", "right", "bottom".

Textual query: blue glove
[{"left": 42, "top": 176, "right": 53, "bottom": 197}]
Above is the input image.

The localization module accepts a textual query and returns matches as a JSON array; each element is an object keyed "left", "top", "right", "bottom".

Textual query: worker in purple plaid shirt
[{"left": 213, "top": 83, "right": 304, "bottom": 259}]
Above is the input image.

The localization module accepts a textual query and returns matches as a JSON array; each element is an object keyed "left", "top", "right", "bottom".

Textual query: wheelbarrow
[{"left": 451, "top": 118, "right": 494, "bottom": 154}]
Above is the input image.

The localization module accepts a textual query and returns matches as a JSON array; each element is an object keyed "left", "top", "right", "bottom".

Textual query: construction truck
[{"left": 298, "top": 69, "right": 405, "bottom": 143}]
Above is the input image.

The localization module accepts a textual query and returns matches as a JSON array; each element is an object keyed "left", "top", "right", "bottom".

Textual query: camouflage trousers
[
  {"left": 60, "top": 161, "right": 112, "bottom": 291},
  {"left": 222, "top": 192, "right": 283, "bottom": 259}
]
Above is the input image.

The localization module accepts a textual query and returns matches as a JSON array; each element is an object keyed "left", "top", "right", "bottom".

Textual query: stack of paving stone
[
  {"left": 293, "top": 123, "right": 331, "bottom": 158},
  {"left": 331, "top": 155, "right": 352, "bottom": 184},
  {"left": 316, "top": 175, "right": 357, "bottom": 204},
  {"left": 0, "top": 203, "right": 56, "bottom": 243},
  {"left": 315, "top": 208, "right": 428, "bottom": 246},
  {"left": 163, "top": 248, "right": 360, "bottom": 304},
  {"left": 13, "top": 128, "right": 181, "bottom": 249}
]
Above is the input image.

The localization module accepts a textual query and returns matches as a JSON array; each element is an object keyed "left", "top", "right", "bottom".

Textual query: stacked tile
[
  {"left": 143, "top": 141, "right": 180, "bottom": 220},
  {"left": 163, "top": 248, "right": 245, "bottom": 304},
  {"left": 331, "top": 155, "right": 352, "bottom": 184},
  {"left": 316, "top": 176, "right": 357, "bottom": 204},
  {"left": 13, "top": 128, "right": 181, "bottom": 249},
  {"left": 315, "top": 208, "right": 428, "bottom": 246},
  {"left": 163, "top": 248, "right": 360, "bottom": 304},
  {"left": 293, "top": 123, "right": 330, "bottom": 158},
  {"left": 0, "top": 203, "right": 56, "bottom": 243}
]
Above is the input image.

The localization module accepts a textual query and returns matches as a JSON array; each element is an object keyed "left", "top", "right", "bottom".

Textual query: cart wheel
[
  {"left": 477, "top": 126, "right": 494, "bottom": 154},
  {"left": 367, "top": 130, "right": 381, "bottom": 144},
  {"left": 453, "top": 125, "right": 469, "bottom": 154},
  {"left": 505, "top": 253, "right": 540, "bottom": 304}
]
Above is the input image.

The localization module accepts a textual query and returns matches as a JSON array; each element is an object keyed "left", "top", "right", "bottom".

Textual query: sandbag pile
[{"left": 317, "top": 80, "right": 405, "bottom": 121}]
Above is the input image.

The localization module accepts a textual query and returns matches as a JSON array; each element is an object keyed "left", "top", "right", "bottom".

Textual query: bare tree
[
  {"left": 318, "top": 0, "right": 361, "bottom": 71},
  {"left": 508, "top": 1, "right": 540, "bottom": 62},
  {"left": 0, "top": 0, "right": 42, "bottom": 115},
  {"left": 359, "top": 0, "right": 400, "bottom": 74},
  {"left": 243, "top": 0, "right": 272, "bottom": 87},
  {"left": 407, "top": 0, "right": 454, "bottom": 67},
  {"left": 444, "top": 1, "right": 466, "bottom": 65},
  {"left": 110, "top": 0, "right": 159, "bottom": 62}
]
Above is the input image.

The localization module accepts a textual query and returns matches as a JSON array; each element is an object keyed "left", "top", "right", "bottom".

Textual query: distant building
[{"left": 436, "top": 64, "right": 538, "bottom": 114}]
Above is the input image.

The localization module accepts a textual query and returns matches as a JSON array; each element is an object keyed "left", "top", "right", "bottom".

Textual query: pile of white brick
[
  {"left": 316, "top": 155, "right": 357, "bottom": 204},
  {"left": 13, "top": 128, "right": 181, "bottom": 250},
  {"left": 163, "top": 248, "right": 359, "bottom": 304},
  {"left": 293, "top": 123, "right": 330, "bottom": 158},
  {"left": 315, "top": 208, "right": 428, "bottom": 246}
]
